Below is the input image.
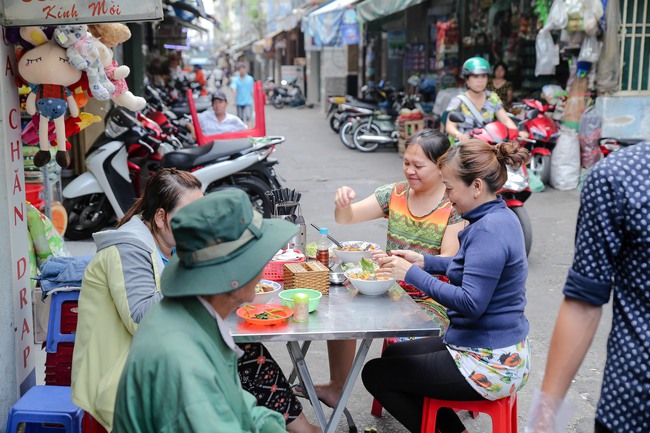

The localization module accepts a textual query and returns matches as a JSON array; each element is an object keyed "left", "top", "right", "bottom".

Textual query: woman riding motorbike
[{"left": 445, "top": 57, "right": 526, "bottom": 143}]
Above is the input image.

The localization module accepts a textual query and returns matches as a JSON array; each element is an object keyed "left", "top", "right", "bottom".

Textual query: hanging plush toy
[
  {"left": 53, "top": 24, "right": 115, "bottom": 101},
  {"left": 88, "top": 23, "right": 146, "bottom": 111},
  {"left": 18, "top": 26, "right": 82, "bottom": 168}
]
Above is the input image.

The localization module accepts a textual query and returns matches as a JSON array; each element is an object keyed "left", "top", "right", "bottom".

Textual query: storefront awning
[
  {"left": 356, "top": 0, "right": 427, "bottom": 22},
  {"left": 303, "top": 0, "right": 359, "bottom": 47}
]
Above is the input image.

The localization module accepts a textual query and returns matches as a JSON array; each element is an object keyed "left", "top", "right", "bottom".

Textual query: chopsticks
[
  {"left": 310, "top": 223, "right": 343, "bottom": 248},
  {"left": 267, "top": 188, "right": 302, "bottom": 216}
]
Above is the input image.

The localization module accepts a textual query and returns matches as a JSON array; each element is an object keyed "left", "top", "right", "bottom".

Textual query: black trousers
[{"left": 362, "top": 337, "right": 484, "bottom": 433}]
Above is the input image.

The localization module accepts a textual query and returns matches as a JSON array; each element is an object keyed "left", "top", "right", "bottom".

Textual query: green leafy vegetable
[
  {"left": 361, "top": 257, "right": 376, "bottom": 274},
  {"left": 305, "top": 242, "right": 317, "bottom": 257}
]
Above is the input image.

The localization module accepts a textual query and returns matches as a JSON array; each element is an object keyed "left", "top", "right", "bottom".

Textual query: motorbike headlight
[
  {"left": 105, "top": 118, "right": 130, "bottom": 138},
  {"left": 529, "top": 126, "right": 546, "bottom": 141},
  {"left": 502, "top": 166, "right": 528, "bottom": 191},
  {"left": 106, "top": 108, "right": 138, "bottom": 138}
]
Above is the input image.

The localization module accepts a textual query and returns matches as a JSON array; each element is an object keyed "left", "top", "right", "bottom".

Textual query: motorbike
[
  {"left": 352, "top": 92, "right": 421, "bottom": 152},
  {"left": 338, "top": 110, "right": 374, "bottom": 149},
  {"left": 326, "top": 83, "right": 395, "bottom": 133},
  {"left": 269, "top": 76, "right": 304, "bottom": 109},
  {"left": 448, "top": 112, "right": 534, "bottom": 256},
  {"left": 518, "top": 99, "right": 559, "bottom": 185},
  {"left": 599, "top": 137, "right": 643, "bottom": 157},
  {"left": 62, "top": 106, "right": 284, "bottom": 240},
  {"left": 143, "top": 85, "right": 195, "bottom": 147}
]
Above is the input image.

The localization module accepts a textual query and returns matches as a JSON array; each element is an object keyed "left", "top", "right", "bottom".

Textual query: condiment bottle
[
  {"left": 293, "top": 293, "right": 309, "bottom": 323},
  {"left": 317, "top": 227, "right": 330, "bottom": 268}
]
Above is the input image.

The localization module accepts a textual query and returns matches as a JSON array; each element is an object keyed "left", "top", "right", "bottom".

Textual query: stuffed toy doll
[
  {"left": 88, "top": 23, "right": 146, "bottom": 111},
  {"left": 18, "top": 26, "right": 82, "bottom": 168},
  {"left": 53, "top": 25, "right": 115, "bottom": 101}
]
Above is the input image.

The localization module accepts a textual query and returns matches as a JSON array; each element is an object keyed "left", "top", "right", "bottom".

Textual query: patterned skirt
[
  {"left": 386, "top": 280, "right": 450, "bottom": 344},
  {"left": 237, "top": 343, "right": 303, "bottom": 423}
]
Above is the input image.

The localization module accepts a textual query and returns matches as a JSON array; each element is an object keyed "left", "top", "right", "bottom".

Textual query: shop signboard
[
  {"left": 0, "top": 0, "right": 163, "bottom": 26},
  {"left": 340, "top": 9, "right": 359, "bottom": 45}
]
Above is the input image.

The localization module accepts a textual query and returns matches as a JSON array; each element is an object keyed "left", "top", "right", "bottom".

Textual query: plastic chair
[
  {"left": 46, "top": 289, "right": 80, "bottom": 353},
  {"left": 6, "top": 386, "right": 84, "bottom": 433},
  {"left": 420, "top": 394, "right": 518, "bottom": 433}
]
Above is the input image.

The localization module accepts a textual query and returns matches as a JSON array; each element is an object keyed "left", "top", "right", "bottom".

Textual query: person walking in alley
[
  {"left": 525, "top": 142, "right": 650, "bottom": 433},
  {"left": 230, "top": 63, "right": 255, "bottom": 128}
]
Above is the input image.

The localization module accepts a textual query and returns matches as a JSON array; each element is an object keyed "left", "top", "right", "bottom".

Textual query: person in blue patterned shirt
[{"left": 527, "top": 142, "right": 650, "bottom": 433}]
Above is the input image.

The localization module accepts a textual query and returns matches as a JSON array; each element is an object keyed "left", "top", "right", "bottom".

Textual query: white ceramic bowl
[
  {"left": 253, "top": 279, "right": 282, "bottom": 304},
  {"left": 344, "top": 267, "right": 395, "bottom": 296},
  {"left": 333, "top": 241, "right": 381, "bottom": 265}
]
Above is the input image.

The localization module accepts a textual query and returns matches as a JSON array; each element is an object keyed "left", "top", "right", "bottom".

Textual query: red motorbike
[
  {"left": 449, "top": 112, "right": 534, "bottom": 256},
  {"left": 126, "top": 111, "right": 182, "bottom": 195},
  {"left": 518, "top": 99, "right": 559, "bottom": 185}
]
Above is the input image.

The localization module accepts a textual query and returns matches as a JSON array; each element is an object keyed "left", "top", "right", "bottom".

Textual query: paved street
[{"left": 59, "top": 103, "right": 612, "bottom": 432}]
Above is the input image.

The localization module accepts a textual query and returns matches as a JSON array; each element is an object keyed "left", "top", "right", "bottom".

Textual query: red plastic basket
[
  {"left": 25, "top": 184, "right": 43, "bottom": 203},
  {"left": 263, "top": 254, "right": 305, "bottom": 282}
]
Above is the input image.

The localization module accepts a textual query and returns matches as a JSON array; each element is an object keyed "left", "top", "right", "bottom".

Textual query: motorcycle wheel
[
  {"left": 207, "top": 176, "right": 274, "bottom": 218},
  {"left": 511, "top": 206, "right": 533, "bottom": 257},
  {"left": 63, "top": 194, "right": 115, "bottom": 241},
  {"left": 353, "top": 123, "right": 382, "bottom": 152},
  {"left": 339, "top": 120, "right": 357, "bottom": 150},
  {"left": 272, "top": 95, "right": 284, "bottom": 109},
  {"left": 329, "top": 114, "right": 341, "bottom": 133},
  {"left": 529, "top": 154, "right": 551, "bottom": 185}
]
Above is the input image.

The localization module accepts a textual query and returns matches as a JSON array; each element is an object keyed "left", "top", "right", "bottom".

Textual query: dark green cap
[{"left": 161, "top": 189, "right": 297, "bottom": 297}]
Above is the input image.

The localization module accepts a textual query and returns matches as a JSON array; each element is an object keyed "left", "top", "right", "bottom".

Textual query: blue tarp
[{"left": 303, "top": 0, "right": 358, "bottom": 47}]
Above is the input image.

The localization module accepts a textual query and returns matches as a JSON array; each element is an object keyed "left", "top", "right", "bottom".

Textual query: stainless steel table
[{"left": 227, "top": 283, "right": 442, "bottom": 433}]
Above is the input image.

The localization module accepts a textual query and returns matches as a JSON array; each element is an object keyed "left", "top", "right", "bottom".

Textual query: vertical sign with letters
[{"left": 0, "top": 25, "right": 35, "bottom": 412}]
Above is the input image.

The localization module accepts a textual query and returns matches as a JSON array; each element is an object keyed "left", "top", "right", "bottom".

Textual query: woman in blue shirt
[{"left": 362, "top": 140, "right": 531, "bottom": 433}]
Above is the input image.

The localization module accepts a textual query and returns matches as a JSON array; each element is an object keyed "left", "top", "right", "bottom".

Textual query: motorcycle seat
[
  {"left": 376, "top": 114, "right": 393, "bottom": 121},
  {"left": 161, "top": 138, "right": 253, "bottom": 170},
  {"left": 349, "top": 101, "right": 377, "bottom": 110}
]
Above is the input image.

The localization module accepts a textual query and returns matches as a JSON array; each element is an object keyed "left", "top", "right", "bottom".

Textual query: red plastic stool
[{"left": 420, "top": 394, "right": 518, "bottom": 433}]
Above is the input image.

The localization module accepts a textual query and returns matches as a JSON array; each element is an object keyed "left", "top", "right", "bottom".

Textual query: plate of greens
[{"left": 236, "top": 304, "right": 294, "bottom": 326}]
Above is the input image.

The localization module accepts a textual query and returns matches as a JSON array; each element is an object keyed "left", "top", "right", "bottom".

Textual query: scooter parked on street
[
  {"left": 518, "top": 99, "right": 559, "bottom": 185},
  {"left": 449, "top": 111, "right": 534, "bottom": 256},
  {"left": 352, "top": 92, "right": 421, "bottom": 152},
  {"left": 62, "top": 106, "right": 284, "bottom": 240},
  {"left": 269, "top": 76, "right": 305, "bottom": 108}
]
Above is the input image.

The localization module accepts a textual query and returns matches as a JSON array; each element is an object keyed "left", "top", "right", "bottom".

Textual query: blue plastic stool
[
  {"left": 6, "top": 386, "right": 84, "bottom": 433},
  {"left": 46, "top": 290, "right": 80, "bottom": 353}
]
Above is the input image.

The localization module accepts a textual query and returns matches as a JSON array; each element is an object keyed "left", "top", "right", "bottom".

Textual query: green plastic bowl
[{"left": 279, "top": 288, "right": 322, "bottom": 313}]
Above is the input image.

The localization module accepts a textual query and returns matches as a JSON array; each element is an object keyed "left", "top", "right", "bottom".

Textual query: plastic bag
[
  {"left": 583, "top": 0, "right": 604, "bottom": 34},
  {"left": 578, "top": 35, "right": 600, "bottom": 62},
  {"left": 578, "top": 106, "right": 603, "bottom": 168},
  {"left": 551, "top": 126, "right": 581, "bottom": 190},
  {"left": 547, "top": 0, "right": 569, "bottom": 30},
  {"left": 541, "top": 84, "right": 566, "bottom": 106},
  {"left": 535, "top": 30, "right": 560, "bottom": 76}
]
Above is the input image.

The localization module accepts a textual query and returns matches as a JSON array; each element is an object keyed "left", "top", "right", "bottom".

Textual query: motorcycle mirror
[
  {"left": 448, "top": 112, "right": 465, "bottom": 123},
  {"left": 526, "top": 109, "right": 540, "bottom": 120}
]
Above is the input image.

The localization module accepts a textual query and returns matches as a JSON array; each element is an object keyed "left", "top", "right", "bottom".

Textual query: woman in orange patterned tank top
[{"left": 309, "top": 130, "right": 465, "bottom": 409}]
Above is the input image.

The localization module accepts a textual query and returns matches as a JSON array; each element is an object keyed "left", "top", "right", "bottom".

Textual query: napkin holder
[{"left": 283, "top": 261, "right": 329, "bottom": 295}]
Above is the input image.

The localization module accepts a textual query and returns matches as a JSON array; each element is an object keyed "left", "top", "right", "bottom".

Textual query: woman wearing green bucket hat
[{"left": 112, "top": 189, "right": 317, "bottom": 433}]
